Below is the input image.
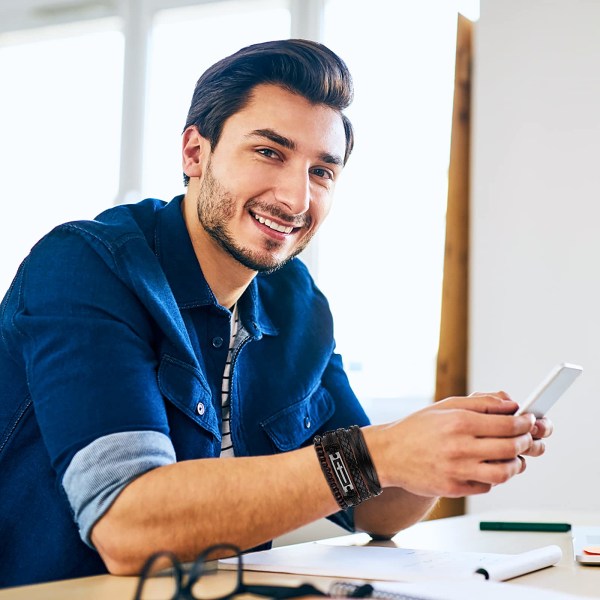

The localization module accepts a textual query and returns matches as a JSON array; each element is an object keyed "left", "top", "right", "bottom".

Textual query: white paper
[{"left": 222, "top": 541, "right": 562, "bottom": 583}]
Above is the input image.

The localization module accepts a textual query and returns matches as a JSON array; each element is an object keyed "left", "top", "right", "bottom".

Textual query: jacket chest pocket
[
  {"left": 260, "top": 385, "right": 335, "bottom": 452},
  {"left": 158, "top": 355, "right": 220, "bottom": 440}
]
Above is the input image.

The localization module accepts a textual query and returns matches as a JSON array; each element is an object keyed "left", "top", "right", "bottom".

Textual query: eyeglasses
[{"left": 133, "top": 543, "right": 326, "bottom": 600}]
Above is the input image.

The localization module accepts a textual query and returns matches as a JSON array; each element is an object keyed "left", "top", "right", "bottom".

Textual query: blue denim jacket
[{"left": 0, "top": 196, "right": 369, "bottom": 587}]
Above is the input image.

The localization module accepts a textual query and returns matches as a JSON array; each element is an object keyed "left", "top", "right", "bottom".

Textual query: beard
[{"left": 195, "top": 161, "right": 314, "bottom": 274}]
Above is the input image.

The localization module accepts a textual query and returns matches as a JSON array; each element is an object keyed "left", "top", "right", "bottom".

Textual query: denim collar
[{"left": 155, "top": 195, "right": 277, "bottom": 337}]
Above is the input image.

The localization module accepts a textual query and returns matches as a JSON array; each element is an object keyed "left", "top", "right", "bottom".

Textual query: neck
[{"left": 181, "top": 190, "right": 255, "bottom": 308}]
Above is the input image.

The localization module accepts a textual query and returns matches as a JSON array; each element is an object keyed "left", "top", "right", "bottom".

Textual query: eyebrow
[{"left": 247, "top": 128, "right": 344, "bottom": 167}]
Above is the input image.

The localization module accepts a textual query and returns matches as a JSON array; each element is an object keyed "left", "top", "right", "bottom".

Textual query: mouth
[{"left": 251, "top": 211, "right": 299, "bottom": 235}]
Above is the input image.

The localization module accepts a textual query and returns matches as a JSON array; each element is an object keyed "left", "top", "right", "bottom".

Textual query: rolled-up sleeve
[{"left": 63, "top": 431, "right": 176, "bottom": 546}]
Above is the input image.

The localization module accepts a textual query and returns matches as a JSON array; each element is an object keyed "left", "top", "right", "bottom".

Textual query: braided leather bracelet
[
  {"left": 321, "top": 430, "right": 361, "bottom": 507},
  {"left": 348, "top": 425, "right": 382, "bottom": 496}
]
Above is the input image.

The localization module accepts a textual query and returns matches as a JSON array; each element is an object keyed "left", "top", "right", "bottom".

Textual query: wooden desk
[{"left": 1, "top": 509, "right": 599, "bottom": 598}]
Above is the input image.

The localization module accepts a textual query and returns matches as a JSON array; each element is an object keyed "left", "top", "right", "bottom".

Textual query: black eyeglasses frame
[{"left": 133, "top": 543, "right": 326, "bottom": 600}]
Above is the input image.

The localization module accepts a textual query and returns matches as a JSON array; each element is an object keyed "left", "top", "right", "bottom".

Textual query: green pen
[{"left": 480, "top": 521, "right": 571, "bottom": 532}]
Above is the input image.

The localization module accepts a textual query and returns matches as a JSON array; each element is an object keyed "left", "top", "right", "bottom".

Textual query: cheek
[
  {"left": 213, "top": 158, "right": 265, "bottom": 191},
  {"left": 311, "top": 193, "right": 334, "bottom": 224}
]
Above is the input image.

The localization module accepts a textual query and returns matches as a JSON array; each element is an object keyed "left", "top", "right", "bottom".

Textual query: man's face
[{"left": 193, "top": 84, "right": 347, "bottom": 273}]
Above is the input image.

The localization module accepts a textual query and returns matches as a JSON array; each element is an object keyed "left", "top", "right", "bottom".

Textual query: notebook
[{"left": 222, "top": 537, "right": 562, "bottom": 582}]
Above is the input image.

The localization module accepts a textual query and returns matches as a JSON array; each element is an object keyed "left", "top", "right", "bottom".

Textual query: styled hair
[{"left": 182, "top": 39, "right": 354, "bottom": 185}]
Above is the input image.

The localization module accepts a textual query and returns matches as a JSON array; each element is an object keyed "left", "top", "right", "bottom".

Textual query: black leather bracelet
[
  {"left": 321, "top": 430, "right": 361, "bottom": 507},
  {"left": 349, "top": 425, "right": 382, "bottom": 496},
  {"left": 334, "top": 428, "right": 372, "bottom": 503},
  {"left": 314, "top": 435, "right": 348, "bottom": 510}
]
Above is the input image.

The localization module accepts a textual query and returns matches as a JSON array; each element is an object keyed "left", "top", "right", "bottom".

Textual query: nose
[{"left": 274, "top": 168, "right": 310, "bottom": 216}]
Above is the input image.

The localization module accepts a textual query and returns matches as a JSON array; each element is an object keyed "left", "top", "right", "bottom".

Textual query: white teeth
[{"left": 254, "top": 214, "right": 293, "bottom": 234}]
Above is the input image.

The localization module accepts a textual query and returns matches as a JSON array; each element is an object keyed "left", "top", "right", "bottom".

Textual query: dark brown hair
[{"left": 182, "top": 39, "right": 354, "bottom": 185}]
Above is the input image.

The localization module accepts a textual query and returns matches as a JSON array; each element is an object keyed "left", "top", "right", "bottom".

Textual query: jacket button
[
  {"left": 304, "top": 416, "right": 311, "bottom": 429},
  {"left": 212, "top": 336, "right": 224, "bottom": 348},
  {"left": 196, "top": 402, "right": 205, "bottom": 416}
]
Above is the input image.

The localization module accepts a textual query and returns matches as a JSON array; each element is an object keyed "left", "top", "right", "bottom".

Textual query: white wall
[{"left": 469, "top": 0, "right": 600, "bottom": 513}]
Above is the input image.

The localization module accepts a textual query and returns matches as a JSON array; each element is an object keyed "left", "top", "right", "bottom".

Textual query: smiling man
[
  {"left": 181, "top": 83, "right": 344, "bottom": 304},
  {"left": 0, "top": 40, "right": 552, "bottom": 588}
]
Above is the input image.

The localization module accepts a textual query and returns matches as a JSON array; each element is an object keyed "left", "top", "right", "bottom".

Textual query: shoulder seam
[{"left": 60, "top": 222, "right": 145, "bottom": 254}]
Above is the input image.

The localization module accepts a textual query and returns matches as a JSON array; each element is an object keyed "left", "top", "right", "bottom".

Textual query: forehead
[{"left": 219, "top": 83, "right": 347, "bottom": 161}]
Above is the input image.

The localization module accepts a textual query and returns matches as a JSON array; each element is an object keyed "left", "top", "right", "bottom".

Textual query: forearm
[
  {"left": 91, "top": 446, "right": 338, "bottom": 574},
  {"left": 354, "top": 487, "right": 437, "bottom": 538}
]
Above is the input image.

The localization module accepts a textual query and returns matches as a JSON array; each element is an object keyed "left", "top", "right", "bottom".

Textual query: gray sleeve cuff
[{"left": 62, "top": 430, "right": 176, "bottom": 548}]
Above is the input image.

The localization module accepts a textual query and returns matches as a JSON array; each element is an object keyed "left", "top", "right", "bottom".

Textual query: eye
[
  {"left": 310, "top": 167, "right": 334, "bottom": 181},
  {"left": 256, "top": 148, "right": 281, "bottom": 160}
]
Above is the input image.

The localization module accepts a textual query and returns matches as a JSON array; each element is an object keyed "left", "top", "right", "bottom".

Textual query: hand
[
  {"left": 364, "top": 393, "right": 536, "bottom": 498},
  {"left": 458, "top": 392, "right": 554, "bottom": 461}
]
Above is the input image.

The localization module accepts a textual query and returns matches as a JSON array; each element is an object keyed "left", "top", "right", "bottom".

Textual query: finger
[
  {"left": 456, "top": 411, "right": 535, "bottom": 438},
  {"left": 448, "top": 481, "right": 493, "bottom": 497},
  {"left": 470, "top": 433, "right": 534, "bottom": 461},
  {"left": 521, "top": 439, "right": 546, "bottom": 457},
  {"left": 477, "top": 390, "right": 512, "bottom": 402},
  {"left": 468, "top": 390, "right": 513, "bottom": 403},
  {"left": 531, "top": 417, "right": 554, "bottom": 439},
  {"left": 468, "top": 389, "right": 512, "bottom": 400},
  {"left": 470, "top": 457, "right": 524, "bottom": 485}
]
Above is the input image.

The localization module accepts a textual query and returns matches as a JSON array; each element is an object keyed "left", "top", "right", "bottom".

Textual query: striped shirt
[{"left": 220, "top": 305, "right": 241, "bottom": 457}]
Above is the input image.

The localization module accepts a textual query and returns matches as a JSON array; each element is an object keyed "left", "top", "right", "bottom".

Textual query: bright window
[
  {"left": 0, "top": 20, "right": 123, "bottom": 292},
  {"left": 320, "top": 0, "right": 479, "bottom": 404}
]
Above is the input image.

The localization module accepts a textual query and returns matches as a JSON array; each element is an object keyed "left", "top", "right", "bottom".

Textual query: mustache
[{"left": 247, "top": 200, "right": 311, "bottom": 228}]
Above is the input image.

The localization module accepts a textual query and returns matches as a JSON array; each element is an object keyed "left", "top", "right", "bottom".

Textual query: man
[{"left": 0, "top": 39, "right": 550, "bottom": 587}]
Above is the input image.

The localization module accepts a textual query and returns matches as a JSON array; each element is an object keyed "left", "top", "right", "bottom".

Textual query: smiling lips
[{"left": 253, "top": 212, "right": 295, "bottom": 234}]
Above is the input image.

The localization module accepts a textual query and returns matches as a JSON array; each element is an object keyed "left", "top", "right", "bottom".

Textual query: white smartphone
[{"left": 514, "top": 363, "right": 583, "bottom": 417}]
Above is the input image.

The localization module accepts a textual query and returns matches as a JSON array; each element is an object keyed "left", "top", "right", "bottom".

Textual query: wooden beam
[{"left": 431, "top": 13, "right": 473, "bottom": 520}]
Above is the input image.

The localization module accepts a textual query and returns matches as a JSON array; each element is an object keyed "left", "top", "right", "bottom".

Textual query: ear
[{"left": 182, "top": 126, "right": 210, "bottom": 179}]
